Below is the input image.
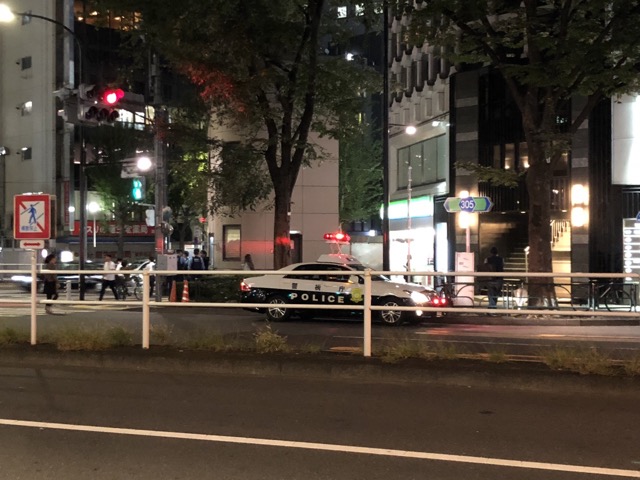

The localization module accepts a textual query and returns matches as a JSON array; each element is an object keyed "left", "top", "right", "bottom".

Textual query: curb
[{"left": 1, "top": 347, "right": 639, "bottom": 397}]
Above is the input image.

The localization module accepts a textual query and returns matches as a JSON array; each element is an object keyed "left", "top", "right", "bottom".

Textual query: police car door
[
  {"left": 320, "top": 265, "right": 360, "bottom": 306},
  {"left": 283, "top": 264, "right": 324, "bottom": 305}
]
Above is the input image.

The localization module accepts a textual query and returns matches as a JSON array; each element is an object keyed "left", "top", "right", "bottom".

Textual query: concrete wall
[{"left": 0, "top": 0, "right": 58, "bottom": 235}]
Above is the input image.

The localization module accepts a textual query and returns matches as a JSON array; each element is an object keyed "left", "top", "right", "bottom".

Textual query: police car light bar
[{"left": 323, "top": 232, "right": 351, "bottom": 244}]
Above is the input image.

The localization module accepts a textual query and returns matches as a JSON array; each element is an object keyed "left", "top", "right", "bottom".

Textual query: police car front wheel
[
  {"left": 376, "top": 297, "right": 405, "bottom": 326},
  {"left": 265, "top": 295, "right": 291, "bottom": 322}
]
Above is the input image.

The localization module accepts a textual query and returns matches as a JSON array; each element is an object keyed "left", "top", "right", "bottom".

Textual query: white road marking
[{"left": 0, "top": 418, "right": 638, "bottom": 477}]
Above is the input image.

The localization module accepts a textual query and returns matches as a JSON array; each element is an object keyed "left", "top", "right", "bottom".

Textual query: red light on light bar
[{"left": 323, "top": 232, "right": 351, "bottom": 243}]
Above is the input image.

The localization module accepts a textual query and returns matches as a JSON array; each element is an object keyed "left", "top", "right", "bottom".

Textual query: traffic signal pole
[{"left": 78, "top": 126, "right": 88, "bottom": 300}]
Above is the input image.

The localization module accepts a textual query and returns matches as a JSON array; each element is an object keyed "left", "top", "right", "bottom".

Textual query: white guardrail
[{"left": 2, "top": 251, "right": 640, "bottom": 357}]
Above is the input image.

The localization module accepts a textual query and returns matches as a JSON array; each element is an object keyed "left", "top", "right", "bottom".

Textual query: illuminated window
[
  {"left": 337, "top": 6, "right": 347, "bottom": 18},
  {"left": 223, "top": 225, "right": 241, "bottom": 260},
  {"left": 20, "top": 101, "right": 33, "bottom": 116},
  {"left": 504, "top": 143, "right": 515, "bottom": 170},
  {"left": 355, "top": 4, "right": 365, "bottom": 15},
  {"left": 21, "top": 147, "right": 32, "bottom": 160}
]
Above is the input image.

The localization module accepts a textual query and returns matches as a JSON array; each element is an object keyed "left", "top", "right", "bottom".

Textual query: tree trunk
[
  {"left": 525, "top": 140, "right": 555, "bottom": 307},
  {"left": 273, "top": 180, "right": 292, "bottom": 269}
]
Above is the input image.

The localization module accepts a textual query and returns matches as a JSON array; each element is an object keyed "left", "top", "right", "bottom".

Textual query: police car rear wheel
[
  {"left": 377, "top": 297, "right": 404, "bottom": 326},
  {"left": 265, "top": 295, "right": 290, "bottom": 322}
]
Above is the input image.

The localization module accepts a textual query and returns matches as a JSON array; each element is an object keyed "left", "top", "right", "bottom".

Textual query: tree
[
  {"left": 339, "top": 131, "right": 383, "bottom": 225},
  {"left": 84, "top": 125, "right": 152, "bottom": 258},
  {"left": 96, "top": 0, "right": 381, "bottom": 268},
  {"left": 409, "top": 0, "right": 640, "bottom": 304}
]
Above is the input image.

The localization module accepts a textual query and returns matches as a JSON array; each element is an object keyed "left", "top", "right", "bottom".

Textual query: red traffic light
[
  {"left": 103, "top": 88, "right": 124, "bottom": 105},
  {"left": 323, "top": 231, "right": 351, "bottom": 244}
]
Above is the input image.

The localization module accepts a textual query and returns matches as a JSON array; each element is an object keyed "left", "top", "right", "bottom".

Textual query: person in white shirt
[
  {"left": 99, "top": 253, "right": 119, "bottom": 300},
  {"left": 144, "top": 256, "right": 156, "bottom": 295}
]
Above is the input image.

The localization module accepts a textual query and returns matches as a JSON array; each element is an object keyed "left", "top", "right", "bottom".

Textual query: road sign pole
[
  {"left": 30, "top": 249, "right": 37, "bottom": 345},
  {"left": 466, "top": 225, "right": 471, "bottom": 253}
]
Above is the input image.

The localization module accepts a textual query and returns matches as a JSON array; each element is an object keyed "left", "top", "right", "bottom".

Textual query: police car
[{"left": 240, "top": 254, "right": 447, "bottom": 326}]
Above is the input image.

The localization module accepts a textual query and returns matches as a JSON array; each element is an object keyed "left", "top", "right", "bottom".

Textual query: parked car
[
  {"left": 11, "top": 261, "right": 103, "bottom": 292},
  {"left": 240, "top": 254, "right": 447, "bottom": 326}
]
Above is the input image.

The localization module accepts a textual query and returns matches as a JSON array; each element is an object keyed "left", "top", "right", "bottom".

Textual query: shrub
[
  {"left": 254, "top": 324, "right": 288, "bottom": 354},
  {"left": 0, "top": 328, "right": 28, "bottom": 345}
]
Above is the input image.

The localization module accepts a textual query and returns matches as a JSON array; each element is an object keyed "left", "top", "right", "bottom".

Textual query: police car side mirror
[{"left": 349, "top": 275, "right": 363, "bottom": 285}]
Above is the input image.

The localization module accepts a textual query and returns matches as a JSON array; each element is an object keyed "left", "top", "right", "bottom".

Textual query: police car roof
[{"left": 316, "top": 254, "right": 362, "bottom": 265}]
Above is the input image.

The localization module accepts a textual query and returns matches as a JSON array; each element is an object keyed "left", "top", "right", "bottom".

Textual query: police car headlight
[{"left": 408, "top": 291, "right": 429, "bottom": 304}]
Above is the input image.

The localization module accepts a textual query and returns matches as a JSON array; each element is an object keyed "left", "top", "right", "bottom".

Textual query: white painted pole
[
  {"left": 142, "top": 271, "right": 150, "bottom": 349},
  {"left": 363, "top": 269, "right": 372, "bottom": 357},
  {"left": 466, "top": 226, "right": 471, "bottom": 253},
  {"left": 30, "top": 250, "right": 37, "bottom": 345}
]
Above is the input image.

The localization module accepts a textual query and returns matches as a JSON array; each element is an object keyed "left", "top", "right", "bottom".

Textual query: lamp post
[{"left": 382, "top": 1, "right": 390, "bottom": 271}]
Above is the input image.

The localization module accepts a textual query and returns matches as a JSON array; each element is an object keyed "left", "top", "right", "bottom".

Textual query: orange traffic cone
[
  {"left": 169, "top": 281, "right": 177, "bottom": 302},
  {"left": 181, "top": 280, "right": 190, "bottom": 302}
]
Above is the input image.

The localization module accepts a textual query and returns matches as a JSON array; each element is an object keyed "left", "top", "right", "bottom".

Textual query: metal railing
[{"left": 2, "top": 251, "right": 639, "bottom": 357}]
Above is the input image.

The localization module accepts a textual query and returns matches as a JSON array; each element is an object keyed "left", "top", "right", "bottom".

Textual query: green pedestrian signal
[{"left": 132, "top": 178, "right": 144, "bottom": 200}]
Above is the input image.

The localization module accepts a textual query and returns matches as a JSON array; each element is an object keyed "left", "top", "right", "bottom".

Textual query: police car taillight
[
  {"left": 240, "top": 281, "right": 251, "bottom": 292},
  {"left": 432, "top": 296, "right": 448, "bottom": 306}
]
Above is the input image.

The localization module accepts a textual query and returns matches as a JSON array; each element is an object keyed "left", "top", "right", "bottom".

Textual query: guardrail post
[
  {"left": 66, "top": 280, "right": 72, "bottom": 301},
  {"left": 363, "top": 268, "right": 372, "bottom": 357},
  {"left": 142, "top": 271, "right": 150, "bottom": 349},
  {"left": 30, "top": 250, "right": 37, "bottom": 345}
]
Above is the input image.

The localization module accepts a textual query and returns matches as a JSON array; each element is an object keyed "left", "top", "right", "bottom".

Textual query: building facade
[{"left": 385, "top": 1, "right": 640, "bottom": 278}]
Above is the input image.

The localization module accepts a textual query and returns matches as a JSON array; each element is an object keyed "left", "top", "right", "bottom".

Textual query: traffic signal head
[
  {"left": 75, "top": 85, "right": 123, "bottom": 126},
  {"left": 78, "top": 83, "right": 96, "bottom": 100},
  {"left": 102, "top": 88, "right": 124, "bottom": 106}
]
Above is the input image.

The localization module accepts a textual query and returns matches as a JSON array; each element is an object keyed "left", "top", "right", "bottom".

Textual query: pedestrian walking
[
  {"left": 42, "top": 253, "right": 59, "bottom": 314},
  {"left": 145, "top": 255, "right": 156, "bottom": 296},
  {"left": 99, "top": 253, "right": 119, "bottom": 300},
  {"left": 242, "top": 254, "right": 255, "bottom": 271},
  {"left": 485, "top": 246, "right": 504, "bottom": 309}
]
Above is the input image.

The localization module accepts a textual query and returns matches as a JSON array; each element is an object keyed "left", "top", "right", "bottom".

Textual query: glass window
[
  {"left": 355, "top": 4, "right": 365, "bottom": 15},
  {"left": 504, "top": 143, "right": 515, "bottom": 170},
  {"left": 519, "top": 142, "right": 529, "bottom": 170},
  {"left": 337, "top": 6, "right": 347, "bottom": 18},
  {"left": 436, "top": 135, "right": 448, "bottom": 180},
  {"left": 21, "top": 56, "right": 32, "bottom": 70},
  {"left": 493, "top": 145, "right": 501, "bottom": 169},
  {"left": 397, "top": 148, "right": 409, "bottom": 188},
  {"left": 223, "top": 225, "right": 241, "bottom": 260},
  {"left": 21, "top": 147, "right": 32, "bottom": 160},
  {"left": 20, "top": 101, "right": 32, "bottom": 116},
  {"left": 409, "top": 143, "right": 422, "bottom": 185},
  {"left": 423, "top": 138, "right": 437, "bottom": 183}
]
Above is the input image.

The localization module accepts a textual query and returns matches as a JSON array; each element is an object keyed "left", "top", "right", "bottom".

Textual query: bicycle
[
  {"left": 590, "top": 280, "right": 635, "bottom": 312},
  {"left": 115, "top": 277, "right": 143, "bottom": 301}
]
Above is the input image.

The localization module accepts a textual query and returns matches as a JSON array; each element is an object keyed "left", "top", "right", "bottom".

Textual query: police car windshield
[{"left": 349, "top": 264, "right": 389, "bottom": 281}]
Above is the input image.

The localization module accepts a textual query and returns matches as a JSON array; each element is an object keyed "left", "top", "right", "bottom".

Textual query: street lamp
[{"left": 87, "top": 202, "right": 100, "bottom": 248}]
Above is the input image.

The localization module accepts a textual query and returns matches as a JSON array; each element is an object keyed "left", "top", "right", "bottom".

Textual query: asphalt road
[
  {"left": 2, "top": 284, "right": 640, "bottom": 358},
  {"left": 0, "top": 363, "right": 639, "bottom": 479}
]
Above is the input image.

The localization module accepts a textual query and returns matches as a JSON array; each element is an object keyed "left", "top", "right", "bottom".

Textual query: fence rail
[{"left": 3, "top": 251, "right": 640, "bottom": 357}]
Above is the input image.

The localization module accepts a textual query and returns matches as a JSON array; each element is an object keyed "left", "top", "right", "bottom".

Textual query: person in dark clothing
[
  {"left": 200, "top": 250, "right": 210, "bottom": 270},
  {"left": 485, "top": 246, "right": 504, "bottom": 308},
  {"left": 42, "top": 254, "right": 59, "bottom": 314},
  {"left": 190, "top": 248, "right": 204, "bottom": 279}
]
